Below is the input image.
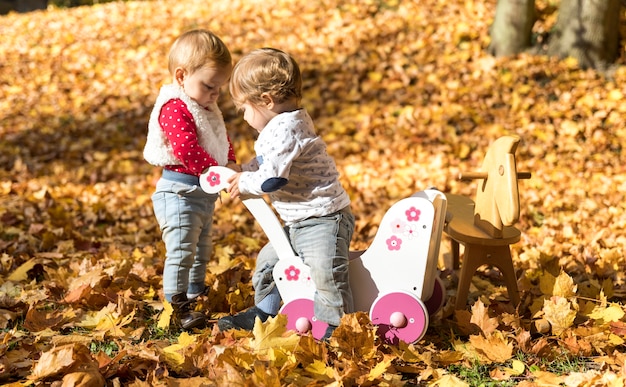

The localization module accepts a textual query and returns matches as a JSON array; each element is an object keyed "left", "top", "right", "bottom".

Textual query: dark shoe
[
  {"left": 217, "top": 306, "right": 274, "bottom": 331},
  {"left": 321, "top": 324, "right": 337, "bottom": 342},
  {"left": 171, "top": 293, "right": 206, "bottom": 330}
]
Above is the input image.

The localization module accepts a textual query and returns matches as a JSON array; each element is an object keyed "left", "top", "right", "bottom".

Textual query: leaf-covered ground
[{"left": 1, "top": 0, "right": 626, "bottom": 385}]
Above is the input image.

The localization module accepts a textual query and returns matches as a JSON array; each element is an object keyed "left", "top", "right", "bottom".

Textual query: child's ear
[
  {"left": 260, "top": 92, "right": 274, "bottom": 108},
  {"left": 174, "top": 67, "right": 186, "bottom": 86}
]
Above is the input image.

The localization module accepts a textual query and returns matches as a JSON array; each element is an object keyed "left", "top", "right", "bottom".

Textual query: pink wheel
[
  {"left": 370, "top": 291, "right": 429, "bottom": 345},
  {"left": 424, "top": 276, "right": 446, "bottom": 316},
  {"left": 280, "top": 298, "right": 328, "bottom": 340}
]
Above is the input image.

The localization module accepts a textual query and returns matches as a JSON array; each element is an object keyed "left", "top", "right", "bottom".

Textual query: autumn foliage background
[{"left": 1, "top": 0, "right": 626, "bottom": 385}]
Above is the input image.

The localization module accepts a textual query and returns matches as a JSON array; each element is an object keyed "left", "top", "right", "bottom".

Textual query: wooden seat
[{"left": 444, "top": 135, "right": 531, "bottom": 310}]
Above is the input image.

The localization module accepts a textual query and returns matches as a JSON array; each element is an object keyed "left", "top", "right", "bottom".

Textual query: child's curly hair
[{"left": 229, "top": 48, "right": 302, "bottom": 108}]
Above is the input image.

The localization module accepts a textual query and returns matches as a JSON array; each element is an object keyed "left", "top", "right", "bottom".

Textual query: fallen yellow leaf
[
  {"left": 7, "top": 259, "right": 37, "bottom": 282},
  {"left": 431, "top": 374, "right": 470, "bottom": 386},
  {"left": 469, "top": 331, "right": 513, "bottom": 363},
  {"left": 367, "top": 355, "right": 392, "bottom": 381},
  {"left": 470, "top": 299, "right": 499, "bottom": 336},
  {"left": 586, "top": 302, "right": 625, "bottom": 325},
  {"left": 543, "top": 296, "right": 576, "bottom": 336},
  {"left": 157, "top": 300, "right": 173, "bottom": 329},
  {"left": 552, "top": 271, "right": 577, "bottom": 298}
]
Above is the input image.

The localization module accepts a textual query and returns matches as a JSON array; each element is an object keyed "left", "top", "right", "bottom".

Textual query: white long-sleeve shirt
[{"left": 239, "top": 109, "right": 351, "bottom": 225}]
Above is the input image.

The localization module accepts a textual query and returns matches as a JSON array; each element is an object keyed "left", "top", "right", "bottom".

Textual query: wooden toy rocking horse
[{"left": 444, "top": 135, "right": 531, "bottom": 310}]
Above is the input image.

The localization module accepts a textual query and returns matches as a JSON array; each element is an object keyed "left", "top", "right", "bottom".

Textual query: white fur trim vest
[{"left": 143, "top": 84, "right": 229, "bottom": 167}]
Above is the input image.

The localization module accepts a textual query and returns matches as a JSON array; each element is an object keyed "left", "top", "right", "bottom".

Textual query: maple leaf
[
  {"left": 552, "top": 271, "right": 577, "bottom": 298},
  {"left": 451, "top": 336, "right": 482, "bottom": 362},
  {"left": 250, "top": 314, "right": 300, "bottom": 354},
  {"left": 531, "top": 370, "right": 565, "bottom": 386},
  {"left": 562, "top": 330, "right": 595, "bottom": 356},
  {"left": 500, "top": 312, "right": 522, "bottom": 330},
  {"left": 249, "top": 314, "right": 301, "bottom": 369},
  {"left": 566, "top": 370, "right": 625, "bottom": 387},
  {"left": 366, "top": 354, "right": 393, "bottom": 382},
  {"left": 304, "top": 359, "right": 334, "bottom": 379},
  {"left": 453, "top": 309, "right": 480, "bottom": 336},
  {"left": 469, "top": 299, "right": 499, "bottom": 336},
  {"left": 76, "top": 302, "right": 134, "bottom": 338},
  {"left": 60, "top": 371, "right": 107, "bottom": 387},
  {"left": 539, "top": 270, "right": 577, "bottom": 298},
  {"left": 30, "top": 345, "right": 76, "bottom": 380},
  {"left": 469, "top": 331, "right": 513, "bottom": 363},
  {"left": 433, "top": 350, "right": 464, "bottom": 365},
  {"left": 162, "top": 331, "right": 197, "bottom": 368},
  {"left": 95, "top": 308, "right": 135, "bottom": 337},
  {"left": 331, "top": 312, "right": 378, "bottom": 361},
  {"left": 29, "top": 344, "right": 102, "bottom": 383},
  {"left": 586, "top": 302, "right": 625, "bottom": 325},
  {"left": 22, "top": 306, "right": 75, "bottom": 332},
  {"left": 543, "top": 296, "right": 576, "bottom": 336}
]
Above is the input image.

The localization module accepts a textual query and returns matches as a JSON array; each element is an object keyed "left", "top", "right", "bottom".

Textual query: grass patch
[
  {"left": 447, "top": 362, "right": 518, "bottom": 387},
  {"left": 540, "top": 354, "right": 593, "bottom": 375},
  {"left": 89, "top": 340, "right": 119, "bottom": 357}
]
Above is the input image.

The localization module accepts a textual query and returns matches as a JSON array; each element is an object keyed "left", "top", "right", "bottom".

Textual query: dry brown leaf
[
  {"left": 23, "top": 306, "right": 67, "bottom": 332},
  {"left": 469, "top": 331, "right": 513, "bottom": 363},
  {"left": 61, "top": 371, "right": 106, "bottom": 387},
  {"left": 29, "top": 344, "right": 99, "bottom": 381},
  {"left": 470, "top": 299, "right": 499, "bottom": 336}
]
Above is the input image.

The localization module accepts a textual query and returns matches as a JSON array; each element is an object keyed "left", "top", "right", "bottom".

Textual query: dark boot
[
  {"left": 217, "top": 306, "right": 274, "bottom": 331},
  {"left": 170, "top": 293, "right": 206, "bottom": 330}
]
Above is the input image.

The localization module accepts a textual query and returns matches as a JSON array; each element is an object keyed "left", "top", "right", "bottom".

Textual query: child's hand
[
  {"left": 227, "top": 173, "right": 242, "bottom": 199},
  {"left": 226, "top": 162, "right": 242, "bottom": 172}
]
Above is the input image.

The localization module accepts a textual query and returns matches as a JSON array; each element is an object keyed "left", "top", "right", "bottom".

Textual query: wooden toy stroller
[{"left": 201, "top": 167, "right": 447, "bottom": 344}]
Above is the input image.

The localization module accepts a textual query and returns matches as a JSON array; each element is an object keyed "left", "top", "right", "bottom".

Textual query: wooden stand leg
[
  {"left": 454, "top": 243, "right": 480, "bottom": 310},
  {"left": 451, "top": 239, "right": 460, "bottom": 270},
  {"left": 454, "top": 243, "right": 520, "bottom": 310}
]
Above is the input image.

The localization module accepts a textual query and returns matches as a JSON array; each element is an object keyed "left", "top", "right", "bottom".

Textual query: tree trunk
[
  {"left": 488, "top": 0, "right": 536, "bottom": 57},
  {"left": 15, "top": 0, "right": 48, "bottom": 13},
  {"left": 0, "top": 0, "right": 48, "bottom": 15},
  {"left": 547, "top": 0, "right": 621, "bottom": 70}
]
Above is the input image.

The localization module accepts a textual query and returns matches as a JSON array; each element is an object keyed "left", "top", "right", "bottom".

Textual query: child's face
[
  {"left": 178, "top": 65, "right": 231, "bottom": 110},
  {"left": 240, "top": 102, "right": 274, "bottom": 133}
]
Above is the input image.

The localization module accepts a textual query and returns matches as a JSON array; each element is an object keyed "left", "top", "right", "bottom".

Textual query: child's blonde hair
[
  {"left": 168, "top": 29, "right": 232, "bottom": 75},
  {"left": 229, "top": 48, "right": 302, "bottom": 108}
]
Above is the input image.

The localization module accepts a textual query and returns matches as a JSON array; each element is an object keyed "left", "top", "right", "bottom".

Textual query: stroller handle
[{"left": 199, "top": 166, "right": 235, "bottom": 194}]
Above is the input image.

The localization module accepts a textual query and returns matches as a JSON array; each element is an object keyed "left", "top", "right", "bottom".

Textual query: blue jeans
[
  {"left": 151, "top": 170, "right": 217, "bottom": 302},
  {"left": 252, "top": 206, "right": 355, "bottom": 326}
]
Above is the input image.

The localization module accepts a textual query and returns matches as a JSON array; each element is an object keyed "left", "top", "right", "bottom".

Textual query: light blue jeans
[
  {"left": 252, "top": 206, "right": 355, "bottom": 327},
  {"left": 151, "top": 170, "right": 217, "bottom": 302}
]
